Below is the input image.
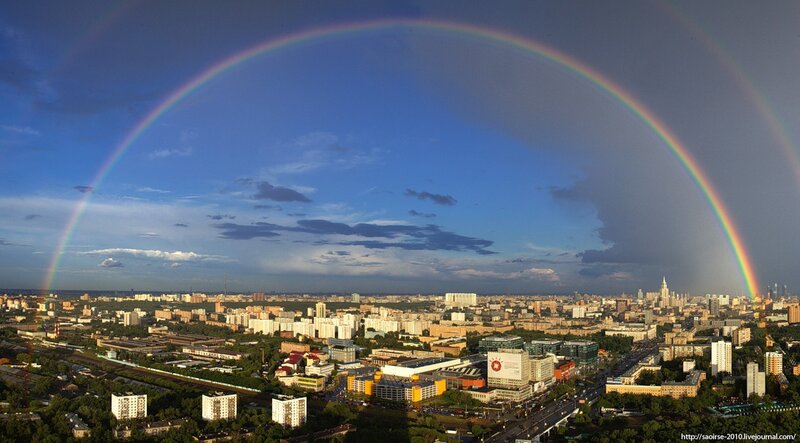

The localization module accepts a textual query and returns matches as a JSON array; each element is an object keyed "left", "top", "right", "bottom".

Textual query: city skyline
[{"left": 2, "top": 2, "right": 799, "bottom": 295}]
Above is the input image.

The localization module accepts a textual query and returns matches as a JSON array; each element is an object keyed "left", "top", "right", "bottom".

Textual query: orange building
[
  {"left": 280, "top": 342, "right": 311, "bottom": 354},
  {"left": 554, "top": 360, "right": 576, "bottom": 381}
]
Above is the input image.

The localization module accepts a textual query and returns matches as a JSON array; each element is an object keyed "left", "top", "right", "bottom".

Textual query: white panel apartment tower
[
  {"left": 111, "top": 393, "right": 147, "bottom": 420},
  {"left": 272, "top": 396, "right": 307, "bottom": 428},
  {"left": 710, "top": 341, "right": 732, "bottom": 376},
  {"left": 202, "top": 392, "right": 237, "bottom": 421},
  {"left": 746, "top": 362, "right": 765, "bottom": 399}
]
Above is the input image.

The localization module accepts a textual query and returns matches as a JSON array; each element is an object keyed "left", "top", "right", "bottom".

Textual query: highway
[{"left": 487, "top": 339, "right": 660, "bottom": 442}]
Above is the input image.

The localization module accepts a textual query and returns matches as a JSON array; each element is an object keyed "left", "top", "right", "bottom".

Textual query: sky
[{"left": 1, "top": 1, "right": 798, "bottom": 295}]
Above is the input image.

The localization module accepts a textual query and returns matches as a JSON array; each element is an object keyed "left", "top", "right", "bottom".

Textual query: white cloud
[
  {"left": 1, "top": 125, "right": 40, "bottom": 136},
  {"left": 83, "top": 248, "right": 229, "bottom": 262},
  {"left": 99, "top": 257, "right": 123, "bottom": 268},
  {"left": 148, "top": 147, "right": 192, "bottom": 159},
  {"left": 453, "top": 267, "right": 560, "bottom": 282},
  {"left": 137, "top": 187, "right": 171, "bottom": 194}
]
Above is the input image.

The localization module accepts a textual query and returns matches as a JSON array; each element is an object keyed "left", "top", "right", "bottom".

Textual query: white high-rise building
[
  {"left": 317, "top": 323, "right": 337, "bottom": 340},
  {"left": 746, "top": 362, "right": 765, "bottom": 399},
  {"left": 530, "top": 355, "right": 555, "bottom": 383},
  {"left": 272, "top": 396, "right": 306, "bottom": 428},
  {"left": 711, "top": 341, "right": 732, "bottom": 376},
  {"left": 444, "top": 293, "right": 477, "bottom": 308},
  {"left": 487, "top": 349, "right": 531, "bottom": 389},
  {"left": 315, "top": 302, "right": 327, "bottom": 318},
  {"left": 111, "top": 393, "right": 147, "bottom": 420},
  {"left": 351, "top": 293, "right": 361, "bottom": 303},
  {"left": 336, "top": 325, "right": 353, "bottom": 340},
  {"left": 123, "top": 311, "right": 140, "bottom": 326},
  {"left": 251, "top": 318, "right": 276, "bottom": 335},
  {"left": 202, "top": 392, "right": 237, "bottom": 421}
]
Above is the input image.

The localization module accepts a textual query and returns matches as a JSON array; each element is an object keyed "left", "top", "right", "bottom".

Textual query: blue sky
[{"left": 1, "top": 1, "right": 799, "bottom": 294}]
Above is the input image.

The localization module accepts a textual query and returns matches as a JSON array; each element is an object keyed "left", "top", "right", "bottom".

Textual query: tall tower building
[
  {"left": 709, "top": 297, "right": 720, "bottom": 317},
  {"left": 123, "top": 311, "right": 140, "bottom": 326},
  {"left": 315, "top": 302, "right": 327, "bottom": 318},
  {"left": 746, "top": 362, "right": 765, "bottom": 399},
  {"left": 788, "top": 304, "right": 800, "bottom": 324},
  {"left": 710, "top": 340, "right": 732, "bottom": 376},
  {"left": 659, "top": 277, "right": 670, "bottom": 307},
  {"left": 765, "top": 352, "right": 783, "bottom": 376}
]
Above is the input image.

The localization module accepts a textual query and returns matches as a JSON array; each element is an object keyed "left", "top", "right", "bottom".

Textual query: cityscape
[{"left": 2, "top": 2, "right": 800, "bottom": 443}]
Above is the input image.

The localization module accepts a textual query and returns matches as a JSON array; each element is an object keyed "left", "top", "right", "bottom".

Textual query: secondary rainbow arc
[{"left": 42, "top": 18, "right": 761, "bottom": 298}]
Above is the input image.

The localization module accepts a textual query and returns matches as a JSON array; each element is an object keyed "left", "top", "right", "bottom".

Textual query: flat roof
[{"left": 395, "top": 357, "right": 454, "bottom": 368}]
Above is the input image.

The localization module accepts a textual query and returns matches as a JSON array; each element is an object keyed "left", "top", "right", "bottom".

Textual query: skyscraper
[
  {"left": 746, "top": 362, "right": 765, "bottom": 399},
  {"left": 710, "top": 340, "right": 732, "bottom": 376},
  {"left": 659, "top": 277, "right": 671, "bottom": 307}
]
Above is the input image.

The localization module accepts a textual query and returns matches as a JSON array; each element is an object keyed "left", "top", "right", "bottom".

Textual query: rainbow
[
  {"left": 659, "top": 2, "right": 800, "bottom": 189},
  {"left": 42, "top": 18, "right": 760, "bottom": 297}
]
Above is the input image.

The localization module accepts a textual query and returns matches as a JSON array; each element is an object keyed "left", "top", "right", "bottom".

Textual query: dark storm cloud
[
  {"left": 404, "top": 189, "right": 456, "bottom": 206},
  {"left": 0, "top": 58, "right": 40, "bottom": 94},
  {"left": 409, "top": 210, "right": 436, "bottom": 218},
  {"left": 214, "top": 222, "right": 281, "bottom": 239},
  {"left": 207, "top": 214, "right": 235, "bottom": 221},
  {"left": 407, "top": 3, "right": 800, "bottom": 292},
  {"left": 253, "top": 181, "right": 311, "bottom": 203},
  {"left": 174, "top": 223, "right": 188, "bottom": 227},
  {"left": 73, "top": 185, "right": 93, "bottom": 193},
  {"left": 24, "top": 214, "right": 41, "bottom": 221},
  {"left": 213, "top": 219, "right": 496, "bottom": 254},
  {"left": 254, "top": 204, "right": 282, "bottom": 211},
  {"left": 578, "top": 264, "right": 622, "bottom": 278}
]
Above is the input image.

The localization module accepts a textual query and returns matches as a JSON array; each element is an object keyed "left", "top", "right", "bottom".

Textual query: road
[{"left": 487, "top": 339, "right": 660, "bottom": 442}]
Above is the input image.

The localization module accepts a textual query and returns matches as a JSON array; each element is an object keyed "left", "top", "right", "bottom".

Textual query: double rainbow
[{"left": 42, "top": 19, "right": 760, "bottom": 297}]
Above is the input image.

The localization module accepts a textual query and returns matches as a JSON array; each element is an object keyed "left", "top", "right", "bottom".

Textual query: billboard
[{"left": 488, "top": 351, "right": 523, "bottom": 380}]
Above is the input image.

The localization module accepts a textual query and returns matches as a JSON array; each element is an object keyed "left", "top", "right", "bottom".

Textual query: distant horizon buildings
[{"left": 444, "top": 293, "right": 477, "bottom": 308}]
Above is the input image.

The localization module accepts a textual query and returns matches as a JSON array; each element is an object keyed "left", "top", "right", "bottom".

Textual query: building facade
[
  {"left": 202, "top": 392, "right": 237, "bottom": 421},
  {"left": 711, "top": 341, "right": 732, "bottom": 376},
  {"left": 111, "top": 393, "right": 147, "bottom": 420},
  {"left": 746, "top": 362, "right": 766, "bottom": 399},
  {"left": 272, "top": 396, "right": 307, "bottom": 428}
]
